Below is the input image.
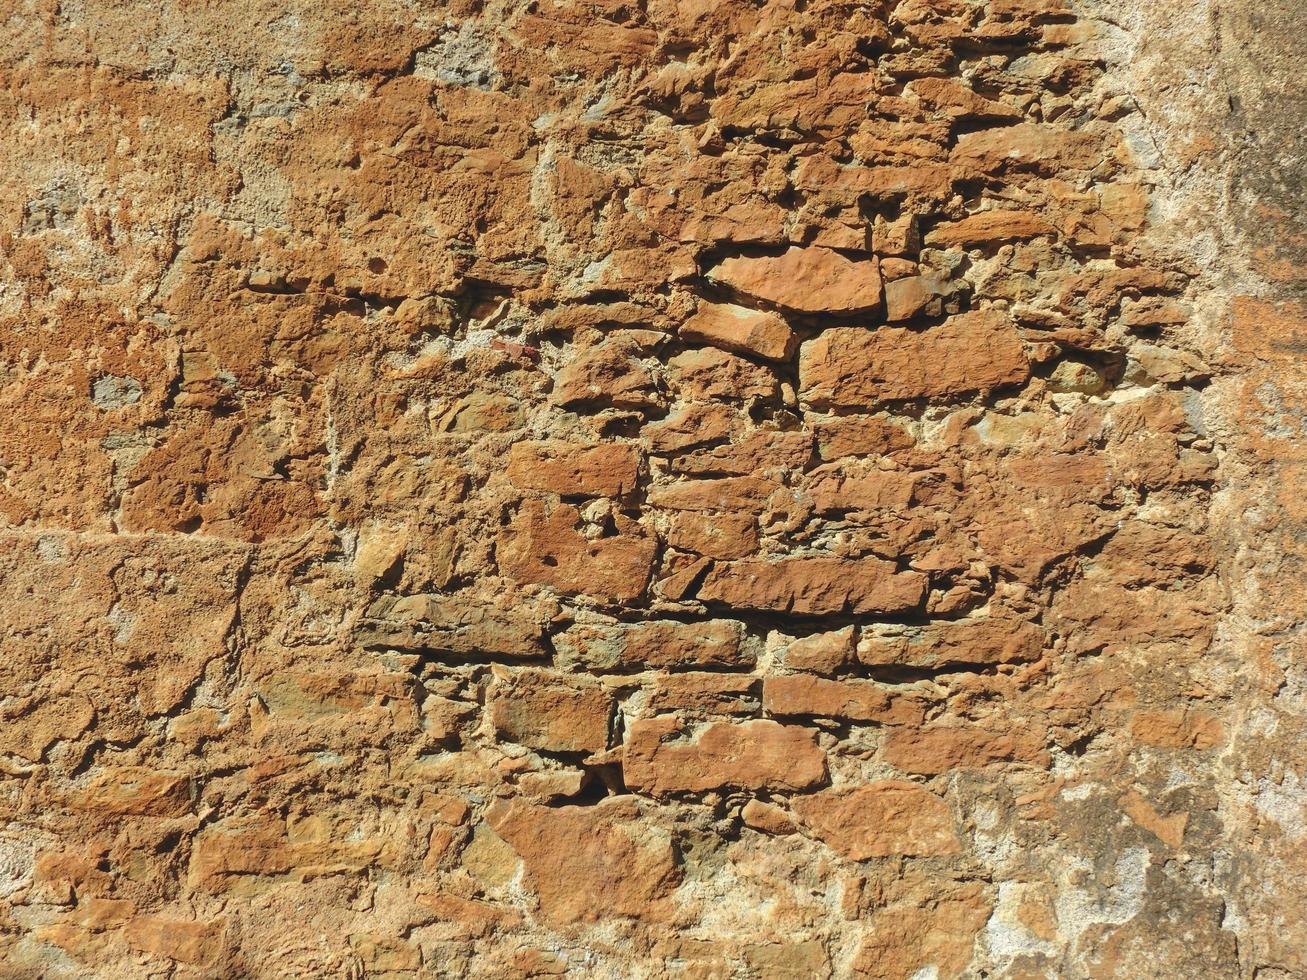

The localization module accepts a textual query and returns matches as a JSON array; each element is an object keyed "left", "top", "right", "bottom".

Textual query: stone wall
[{"left": 1, "top": 0, "right": 1303, "bottom": 976}]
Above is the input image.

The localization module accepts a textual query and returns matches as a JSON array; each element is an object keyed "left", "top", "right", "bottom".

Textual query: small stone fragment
[
  {"left": 1048, "top": 360, "right": 1107, "bottom": 394},
  {"left": 354, "top": 525, "right": 407, "bottom": 586},
  {"left": 883, "top": 273, "right": 953, "bottom": 321},
  {"left": 517, "top": 769, "right": 588, "bottom": 801},
  {"left": 90, "top": 375, "right": 142, "bottom": 409},
  {"left": 1121, "top": 790, "right": 1189, "bottom": 849},
  {"left": 741, "top": 799, "right": 798, "bottom": 836},
  {"left": 653, "top": 552, "right": 712, "bottom": 602}
]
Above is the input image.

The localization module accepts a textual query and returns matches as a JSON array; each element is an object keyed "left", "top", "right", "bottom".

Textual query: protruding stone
[
  {"left": 698, "top": 557, "right": 927, "bottom": 615},
  {"left": 665, "top": 511, "right": 759, "bottom": 560},
  {"left": 858, "top": 618, "right": 1045, "bottom": 669},
  {"left": 799, "top": 310, "right": 1029, "bottom": 408},
  {"left": 680, "top": 302, "right": 798, "bottom": 361},
  {"left": 813, "top": 415, "right": 915, "bottom": 461},
  {"left": 925, "top": 210, "right": 1056, "bottom": 248},
  {"left": 883, "top": 273, "right": 954, "bottom": 321},
  {"left": 667, "top": 347, "right": 779, "bottom": 402},
  {"left": 707, "top": 247, "right": 883, "bottom": 315},
  {"left": 488, "top": 668, "right": 613, "bottom": 753},
  {"left": 1049, "top": 360, "right": 1108, "bottom": 394},
  {"left": 553, "top": 619, "right": 750, "bottom": 671},
  {"left": 763, "top": 675, "right": 927, "bottom": 725},
  {"left": 644, "top": 403, "right": 743, "bottom": 453},
  {"left": 517, "top": 769, "right": 588, "bottom": 801},
  {"left": 649, "top": 672, "right": 758, "bottom": 715},
  {"left": 623, "top": 717, "right": 827, "bottom": 795},
  {"left": 775, "top": 626, "right": 857, "bottom": 675},
  {"left": 552, "top": 336, "right": 662, "bottom": 411},
  {"left": 648, "top": 475, "right": 782, "bottom": 512}
]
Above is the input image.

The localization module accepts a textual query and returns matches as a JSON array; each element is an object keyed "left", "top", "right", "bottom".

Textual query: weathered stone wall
[{"left": 0, "top": 0, "right": 1303, "bottom": 976}]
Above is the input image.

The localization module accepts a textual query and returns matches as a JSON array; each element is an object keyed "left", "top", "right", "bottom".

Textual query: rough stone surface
[
  {"left": 1, "top": 0, "right": 1303, "bottom": 976},
  {"left": 799, "top": 310, "right": 1031, "bottom": 407},
  {"left": 506, "top": 440, "right": 641, "bottom": 498},
  {"left": 623, "top": 718, "right": 828, "bottom": 796},
  {"left": 794, "top": 782, "right": 961, "bottom": 859},
  {"left": 486, "top": 667, "right": 613, "bottom": 754},
  {"left": 699, "top": 557, "right": 928, "bottom": 615},
  {"left": 707, "top": 247, "right": 883, "bottom": 315},
  {"left": 762, "top": 675, "right": 927, "bottom": 725},
  {"left": 486, "top": 800, "right": 681, "bottom": 925},
  {"left": 679, "top": 301, "right": 797, "bottom": 362}
]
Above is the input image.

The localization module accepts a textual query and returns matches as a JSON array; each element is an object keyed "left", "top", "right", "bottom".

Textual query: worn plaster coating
[{"left": 0, "top": 0, "right": 1304, "bottom": 977}]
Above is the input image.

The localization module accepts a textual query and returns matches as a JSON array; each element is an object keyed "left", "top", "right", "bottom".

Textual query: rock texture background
[{"left": 1, "top": 0, "right": 1303, "bottom": 976}]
